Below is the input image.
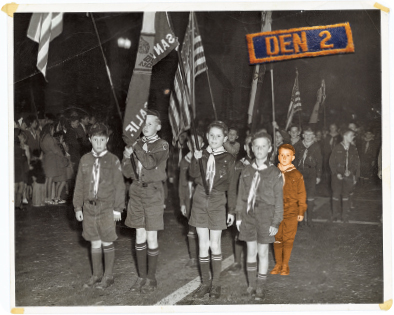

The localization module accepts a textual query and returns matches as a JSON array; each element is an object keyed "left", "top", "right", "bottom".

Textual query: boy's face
[
  {"left": 81, "top": 116, "right": 89, "bottom": 126},
  {"left": 228, "top": 129, "right": 238, "bottom": 142},
  {"left": 303, "top": 131, "right": 315, "bottom": 143},
  {"left": 348, "top": 123, "right": 357, "bottom": 132},
  {"left": 278, "top": 148, "right": 295, "bottom": 167},
  {"left": 142, "top": 115, "right": 161, "bottom": 137},
  {"left": 70, "top": 120, "right": 79, "bottom": 129},
  {"left": 207, "top": 127, "right": 227, "bottom": 150},
  {"left": 187, "top": 135, "right": 204, "bottom": 152},
  {"left": 343, "top": 131, "right": 355, "bottom": 144},
  {"left": 252, "top": 137, "right": 272, "bottom": 160},
  {"left": 329, "top": 124, "right": 337, "bottom": 133},
  {"left": 90, "top": 135, "right": 109, "bottom": 154},
  {"left": 89, "top": 117, "right": 97, "bottom": 125},
  {"left": 275, "top": 131, "right": 283, "bottom": 144},
  {"left": 289, "top": 127, "right": 300, "bottom": 139},
  {"left": 365, "top": 131, "right": 374, "bottom": 140}
]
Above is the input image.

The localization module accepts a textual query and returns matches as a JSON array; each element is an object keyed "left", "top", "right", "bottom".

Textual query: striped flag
[
  {"left": 168, "top": 13, "right": 207, "bottom": 144},
  {"left": 27, "top": 13, "right": 64, "bottom": 78},
  {"left": 285, "top": 69, "right": 302, "bottom": 130},
  {"left": 309, "top": 79, "right": 326, "bottom": 124}
]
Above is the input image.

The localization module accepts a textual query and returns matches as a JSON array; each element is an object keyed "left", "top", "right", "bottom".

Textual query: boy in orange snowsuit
[{"left": 271, "top": 144, "right": 307, "bottom": 276}]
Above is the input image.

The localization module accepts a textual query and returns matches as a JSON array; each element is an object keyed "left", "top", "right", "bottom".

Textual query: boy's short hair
[
  {"left": 289, "top": 124, "right": 300, "bottom": 131},
  {"left": 302, "top": 125, "right": 315, "bottom": 134},
  {"left": 89, "top": 123, "right": 109, "bottom": 137},
  {"left": 342, "top": 129, "right": 355, "bottom": 137},
  {"left": 207, "top": 120, "right": 229, "bottom": 136},
  {"left": 146, "top": 109, "right": 161, "bottom": 125},
  {"left": 228, "top": 127, "right": 238, "bottom": 134},
  {"left": 278, "top": 143, "right": 296, "bottom": 155},
  {"left": 251, "top": 131, "right": 272, "bottom": 146}
]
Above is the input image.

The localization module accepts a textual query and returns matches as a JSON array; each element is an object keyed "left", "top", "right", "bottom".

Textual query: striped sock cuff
[
  {"left": 103, "top": 243, "right": 115, "bottom": 252},
  {"left": 247, "top": 262, "right": 257, "bottom": 271},
  {"left": 212, "top": 254, "right": 222, "bottom": 261},
  {"left": 91, "top": 247, "right": 102, "bottom": 254},
  {"left": 148, "top": 247, "right": 159, "bottom": 256},
  {"left": 199, "top": 256, "right": 210, "bottom": 263},
  {"left": 187, "top": 232, "right": 197, "bottom": 239},
  {"left": 258, "top": 273, "right": 267, "bottom": 281},
  {"left": 135, "top": 242, "right": 147, "bottom": 251}
]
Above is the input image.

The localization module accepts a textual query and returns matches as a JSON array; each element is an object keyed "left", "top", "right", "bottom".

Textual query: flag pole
[
  {"left": 270, "top": 68, "right": 277, "bottom": 156},
  {"left": 90, "top": 13, "right": 123, "bottom": 122},
  {"left": 168, "top": 12, "right": 209, "bottom": 195},
  {"left": 90, "top": 13, "right": 137, "bottom": 179},
  {"left": 193, "top": 12, "right": 218, "bottom": 120}
]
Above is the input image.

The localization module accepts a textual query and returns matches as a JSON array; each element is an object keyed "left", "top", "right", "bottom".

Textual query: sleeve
[
  {"left": 271, "top": 171, "right": 284, "bottom": 228},
  {"left": 315, "top": 145, "right": 323, "bottom": 179},
  {"left": 189, "top": 156, "right": 201, "bottom": 178},
  {"left": 113, "top": 157, "right": 126, "bottom": 212},
  {"left": 122, "top": 155, "right": 137, "bottom": 180},
  {"left": 226, "top": 158, "right": 237, "bottom": 214},
  {"left": 235, "top": 171, "right": 247, "bottom": 219},
  {"left": 354, "top": 146, "right": 361, "bottom": 181},
  {"left": 297, "top": 175, "right": 307, "bottom": 216},
  {"left": 329, "top": 147, "right": 338, "bottom": 175},
  {"left": 73, "top": 159, "right": 84, "bottom": 212},
  {"left": 133, "top": 141, "right": 169, "bottom": 170},
  {"left": 223, "top": 141, "right": 239, "bottom": 156}
]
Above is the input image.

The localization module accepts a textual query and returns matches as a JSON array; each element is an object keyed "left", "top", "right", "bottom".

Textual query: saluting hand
[{"left": 194, "top": 150, "right": 203, "bottom": 160}]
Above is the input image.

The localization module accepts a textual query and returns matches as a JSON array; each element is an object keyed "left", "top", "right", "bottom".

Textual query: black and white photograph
[{"left": 3, "top": 0, "right": 392, "bottom": 313}]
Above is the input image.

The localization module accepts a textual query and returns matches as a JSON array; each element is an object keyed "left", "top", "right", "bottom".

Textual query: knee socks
[
  {"left": 247, "top": 262, "right": 257, "bottom": 288},
  {"left": 147, "top": 247, "right": 159, "bottom": 281},
  {"left": 103, "top": 243, "right": 115, "bottom": 278},
  {"left": 135, "top": 242, "right": 147, "bottom": 278},
  {"left": 199, "top": 256, "right": 210, "bottom": 284},
  {"left": 91, "top": 247, "right": 103, "bottom": 277},
  {"left": 257, "top": 273, "right": 267, "bottom": 289},
  {"left": 187, "top": 228, "right": 198, "bottom": 260},
  {"left": 234, "top": 234, "right": 243, "bottom": 265},
  {"left": 211, "top": 254, "right": 222, "bottom": 286}
]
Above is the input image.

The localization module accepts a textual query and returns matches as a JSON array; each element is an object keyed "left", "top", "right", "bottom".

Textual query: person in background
[
  {"left": 288, "top": 125, "right": 301, "bottom": 146},
  {"left": 64, "top": 117, "right": 81, "bottom": 174},
  {"left": 322, "top": 123, "right": 341, "bottom": 184},
  {"left": 14, "top": 130, "right": 30, "bottom": 210},
  {"left": 29, "top": 149, "right": 46, "bottom": 207},
  {"left": 52, "top": 131, "right": 69, "bottom": 204},
  {"left": 359, "top": 129, "right": 379, "bottom": 187},
  {"left": 329, "top": 129, "right": 360, "bottom": 223},
  {"left": 24, "top": 115, "right": 40, "bottom": 155},
  {"left": 224, "top": 127, "right": 240, "bottom": 158},
  {"left": 76, "top": 114, "right": 92, "bottom": 155},
  {"left": 37, "top": 112, "right": 47, "bottom": 134},
  {"left": 294, "top": 126, "right": 322, "bottom": 227}
]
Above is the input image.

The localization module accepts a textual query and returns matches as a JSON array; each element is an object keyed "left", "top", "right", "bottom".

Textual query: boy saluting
[
  {"left": 236, "top": 131, "right": 283, "bottom": 300},
  {"left": 271, "top": 144, "right": 307, "bottom": 276},
  {"left": 74, "top": 123, "right": 125, "bottom": 290},
  {"left": 122, "top": 110, "right": 169, "bottom": 294}
]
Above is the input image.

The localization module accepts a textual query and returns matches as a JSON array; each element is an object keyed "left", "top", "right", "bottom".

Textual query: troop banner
[{"left": 246, "top": 23, "right": 355, "bottom": 65}]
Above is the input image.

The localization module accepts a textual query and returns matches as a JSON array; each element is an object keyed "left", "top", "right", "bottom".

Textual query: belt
[
  {"left": 88, "top": 200, "right": 98, "bottom": 206},
  {"left": 135, "top": 181, "right": 149, "bottom": 188}
]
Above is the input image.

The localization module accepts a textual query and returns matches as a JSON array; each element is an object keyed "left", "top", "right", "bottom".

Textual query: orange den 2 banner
[{"left": 246, "top": 23, "right": 355, "bottom": 65}]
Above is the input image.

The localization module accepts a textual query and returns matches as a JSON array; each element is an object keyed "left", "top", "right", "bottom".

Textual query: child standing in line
[
  {"left": 329, "top": 129, "right": 360, "bottom": 223},
  {"left": 74, "top": 123, "right": 125, "bottom": 289},
  {"left": 223, "top": 127, "right": 240, "bottom": 158},
  {"left": 235, "top": 131, "right": 283, "bottom": 300},
  {"left": 179, "top": 133, "right": 204, "bottom": 268},
  {"left": 228, "top": 135, "right": 253, "bottom": 275},
  {"left": 189, "top": 121, "right": 236, "bottom": 300},
  {"left": 288, "top": 125, "right": 301, "bottom": 146},
  {"left": 29, "top": 150, "right": 46, "bottom": 207},
  {"left": 270, "top": 144, "right": 307, "bottom": 276},
  {"left": 122, "top": 110, "right": 169, "bottom": 294}
]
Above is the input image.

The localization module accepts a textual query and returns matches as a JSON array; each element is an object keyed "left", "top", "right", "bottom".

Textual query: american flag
[
  {"left": 27, "top": 13, "right": 64, "bottom": 78},
  {"left": 169, "top": 13, "right": 207, "bottom": 144},
  {"left": 285, "top": 69, "right": 302, "bottom": 130}
]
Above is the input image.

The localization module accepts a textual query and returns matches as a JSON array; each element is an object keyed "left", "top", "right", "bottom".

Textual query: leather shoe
[
  {"left": 280, "top": 264, "right": 290, "bottom": 276},
  {"left": 270, "top": 264, "right": 282, "bottom": 275}
]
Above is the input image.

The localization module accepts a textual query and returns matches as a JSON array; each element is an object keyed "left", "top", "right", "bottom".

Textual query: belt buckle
[
  {"left": 142, "top": 183, "right": 148, "bottom": 188},
  {"left": 89, "top": 200, "right": 97, "bottom": 206}
]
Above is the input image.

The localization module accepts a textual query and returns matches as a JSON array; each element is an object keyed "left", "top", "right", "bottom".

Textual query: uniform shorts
[
  {"left": 82, "top": 201, "right": 117, "bottom": 242},
  {"left": 189, "top": 185, "right": 227, "bottom": 230},
  {"left": 239, "top": 201, "right": 275, "bottom": 244},
  {"left": 125, "top": 181, "right": 165, "bottom": 231}
]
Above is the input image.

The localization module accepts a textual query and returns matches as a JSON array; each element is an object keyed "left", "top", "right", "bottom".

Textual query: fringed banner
[{"left": 246, "top": 23, "right": 354, "bottom": 65}]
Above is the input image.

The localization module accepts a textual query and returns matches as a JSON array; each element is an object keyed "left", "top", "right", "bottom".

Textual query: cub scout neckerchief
[
  {"left": 299, "top": 140, "right": 314, "bottom": 168},
  {"left": 246, "top": 160, "right": 268, "bottom": 213},
  {"left": 92, "top": 149, "right": 108, "bottom": 199},
  {"left": 137, "top": 134, "right": 160, "bottom": 175},
  {"left": 277, "top": 163, "right": 296, "bottom": 186},
  {"left": 206, "top": 145, "right": 226, "bottom": 193}
]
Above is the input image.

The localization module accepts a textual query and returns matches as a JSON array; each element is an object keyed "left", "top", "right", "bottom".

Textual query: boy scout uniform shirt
[
  {"left": 122, "top": 137, "right": 169, "bottom": 183},
  {"left": 294, "top": 141, "right": 322, "bottom": 179},
  {"left": 73, "top": 152, "right": 125, "bottom": 212},
  {"left": 189, "top": 150, "right": 237, "bottom": 214},
  {"left": 280, "top": 166, "right": 307, "bottom": 218},
  {"left": 329, "top": 143, "right": 360, "bottom": 180},
  {"left": 235, "top": 159, "right": 283, "bottom": 228}
]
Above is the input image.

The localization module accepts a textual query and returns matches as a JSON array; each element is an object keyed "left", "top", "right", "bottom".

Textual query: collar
[
  {"left": 207, "top": 145, "right": 226, "bottom": 155},
  {"left": 302, "top": 140, "right": 314, "bottom": 149},
  {"left": 277, "top": 163, "right": 296, "bottom": 173},
  {"left": 252, "top": 158, "right": 270, "bottom": 170},
  {"left": 341, "top": 142, "right": 350, "bottom": 150},
  {"left": 291, "top": 137, "right": 300, "bottom": 145},
  {"left": 92, "top": 149, "right": 108, "bottom": 158},
  {"left": 142, "top": 134, "right": 160, "bottom": 143}
]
